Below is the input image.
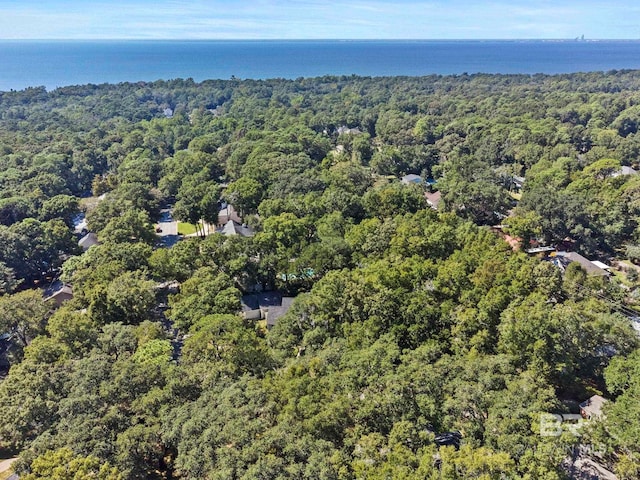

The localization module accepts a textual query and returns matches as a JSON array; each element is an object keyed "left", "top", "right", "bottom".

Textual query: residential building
[
  {"left": 425, "top": 191, "right": 442, "bottom": 210},
  {"left": 44, "top": 282, "right": 73, "bottom": 307},
  {"left": 401, "top": 174, "right": 424, "bottom": 185},
  {"left": 552, "top": 251, "right": 610, "bottom": 277},
  {"left": 78, "top": 232, "right": 99, "bottom": 251},
  {"left": 241, "top": 292, "right": 295, "bottom": 329},
  {"left": 579, "top": 395, "right": 608, "bottom": 419}
]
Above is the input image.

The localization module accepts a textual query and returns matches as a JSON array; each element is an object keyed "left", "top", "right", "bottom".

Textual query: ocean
[{"left": 1, "top": 40, "right": 640, "bottom": 92}]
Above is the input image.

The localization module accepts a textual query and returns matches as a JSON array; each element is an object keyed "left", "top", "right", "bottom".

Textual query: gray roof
[
  {"left": 555, "top": 251, "right": 610, "bottom": 277},
  {"left": 221, "top": 220, "right": 254, "bottom": 237},
  {"left": 401, "top": 174, "right": 423, "bottom": 185},
  {"left": 613, "top": 166, "right": 638, "bottom": 177},
  {"left": 579, "top": 394, "right": 607, "bottom": 419},
  {"left": 43, "top": 281, "right": 72, "bottom": 299},
  {"left": 241, "top": 293, "right": 295, "bottom": 328},
  {"left": 55, "top": 285, "right": 73, "bottom": 296},
  {"left": 241, "top": 292, "right": 284, "bottom": 312},
  {"left": 337, "top": 126, "right": 362, "bottom": 135},
  {"left": 512, "top": 175, "right": 526, "bottom": 188},
  {"left": 266, "top": 297, "right": 295, "bottom": 327},
  {"left": 78, "top": 232, "right": 99, "bottom": 250}
]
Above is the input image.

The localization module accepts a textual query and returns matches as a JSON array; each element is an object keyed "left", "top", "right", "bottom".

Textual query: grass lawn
[
  {"left": 611, "top": 269, "right": 633, "bottom": 287},
  {"left": 177, "top": 222, "right": 198, "bottom": 235}
]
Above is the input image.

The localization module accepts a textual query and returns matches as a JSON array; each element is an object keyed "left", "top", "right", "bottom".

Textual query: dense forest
[{"left": 0, "top": 72, "right": 640, "bottom": 479}]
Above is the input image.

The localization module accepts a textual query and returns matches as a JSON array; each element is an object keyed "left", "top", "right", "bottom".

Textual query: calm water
[{"left": 1, "top": 40, "right": 640, "bottom": 92}]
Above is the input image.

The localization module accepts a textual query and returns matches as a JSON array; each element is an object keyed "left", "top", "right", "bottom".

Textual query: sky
[{"left": 0, "top": 0, "right": 638, "bottom": 40}]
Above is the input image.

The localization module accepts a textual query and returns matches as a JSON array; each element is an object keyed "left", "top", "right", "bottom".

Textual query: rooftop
[
  {"left": 220, "top": 220, "right": 254, "bottom": 237},
  {"left": 554, "top": 251, "right": 610, "bottom": 277},
  {"left": 78, "top": 232, "right": 99, "bottom": 250},
  {"left": 612, "top": 165, "right": 638, "bottom": 177},
  {"left": 241, "top": 292, "right": 285, "bottom": 312},
  {"left": 579, "top": 394, "right": 608, "bottom": 419},
  {"left": 401, "top": 174, "right": 423, "bottom": 185},
  {"left": 336, "top": 125, "right": 361, "bottom": 136},
  {"left": 425, "top": 190, "right": 442, "bottom": 209},
  {"left": 218, "top": 203, "right": 242, "bottom": 226}
]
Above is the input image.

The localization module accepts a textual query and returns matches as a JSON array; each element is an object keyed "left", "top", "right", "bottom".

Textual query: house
[
  {"left": 218, "top": 203, "right": 242, "bottom": 226},
  {"left": 579, "top": 395, "right": 608, "bottom": 419},
  {"left": 612, "top": 165, "right": 638, "bottom": 177},
  {"left": 241, "top": 292, "right": 295, "bottom": 329},
  {"left": 561, "top": 447, "right": 617, "bottom": 480},
  {"left": 552, "top": 251, "right": 610, "bottom": 277},
  {"left": 336, "top": 126, "right": 361, "bottom": 136},
  {"left": 434, "top": 431, "right": 462, "bottom": 450},
  {"left": 220, "top": 220, "right": 254, "bottom": 237},
  {"left": 44, "top": 282, "right": 73, "bottom": 307},
  {"left": 265, "top": 296, "right": 295, "bottom": 329},
  {"left": 425, "top": 191, "right": 442, "bottom": 210},
  {"left": 242, "top": 292, "right": 283, "bottom": 320},
  {"left": 401, "top": 174, "right": 424, "bottom": 185},
  {"left": 512, "top": 175, "right": 525, "bottom": 190},
  {"left": 591, "top": 260, "right": 612, "bottom": 272},
  {"left": 78, "top": 232, "right": 99, "bottom": 251},
  {"left": 524, "top": 246, "right": 556, "bottom": 254}
]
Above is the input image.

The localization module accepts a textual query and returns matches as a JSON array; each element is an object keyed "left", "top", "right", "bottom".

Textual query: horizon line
[{"left": 1, "top": 37, "right": 639, "bottom": 42}]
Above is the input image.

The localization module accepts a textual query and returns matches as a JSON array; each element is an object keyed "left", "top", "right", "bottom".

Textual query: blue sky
[{"left": 0, "top": 1, "right": 638, "bottom": 40}]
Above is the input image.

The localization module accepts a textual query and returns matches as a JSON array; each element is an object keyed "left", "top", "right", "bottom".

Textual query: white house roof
[{"left": 613, "top": 166, "right": 638, "bottom": 177}]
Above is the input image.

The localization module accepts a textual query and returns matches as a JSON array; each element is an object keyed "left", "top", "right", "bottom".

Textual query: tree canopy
[{"left": 1, "top": 71, "right": 640, "bottom": 478}]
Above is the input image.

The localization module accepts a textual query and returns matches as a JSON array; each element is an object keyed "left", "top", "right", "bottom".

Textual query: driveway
[{"left": 0, "top": 457, "right": 17, "bottom": 476}]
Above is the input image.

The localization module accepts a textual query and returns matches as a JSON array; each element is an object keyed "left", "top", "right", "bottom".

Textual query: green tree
[
  {"left": 181, "top": 314, "right": 272, "bottom": 377},
  {"left": 46, "top": 307, "right": 97, "bottom": 357},
  {"left": 103, "top": 272, "right": 156, "bottom": 324},
  {"left": 20, "top": 448, "right": 123, "bottom": 480},
  {"left": 603, "top": 349, "right": 640, "bottom": 464},
  {"left": 225, "top": 176, "right": 263, "bottom": 215},
  {"left": 0, "top": 262, "right": 19, "bottom": 294},
  {"left": 504, "top": 210, "right": 543, "bottom": 248},
  {"left": 0, "top": 197, "right": 34, "bottom": 226},
  {"left": 362, "top": 182, "right": 427, "bottom": 219},
  {"left": 168, "top": 267, "right": 241, "bottom": 331},
  {"left": 99, "top": 208, "right": 156, "bottom": 245},
  {"left": 0, "top": 289, "right": 51, "bottom": 349},
  {"left": 39, "top": 194, "right": 80, "bottom": 228}
]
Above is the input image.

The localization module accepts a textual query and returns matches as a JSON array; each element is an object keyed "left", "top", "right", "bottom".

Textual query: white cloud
[{"left": 0, "top": 0, "right": 636, "bottom": 39}]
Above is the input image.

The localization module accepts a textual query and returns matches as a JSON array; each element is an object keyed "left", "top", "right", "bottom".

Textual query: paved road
[
  {"left": 157, "top": 208, "right": 178, "bottom": 236},
  {"left": 0, "top": 457, "right": 17, "bottom": 475},
  {"left": 157, "top": 221, "right": 178, "bottom": 236},
  {"left": 156, "top": 208, "right": 179, "bottom": 247}
]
